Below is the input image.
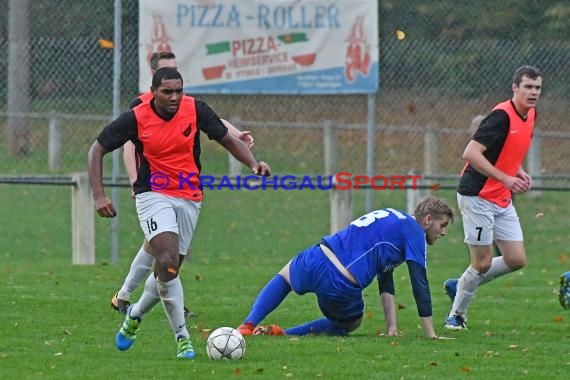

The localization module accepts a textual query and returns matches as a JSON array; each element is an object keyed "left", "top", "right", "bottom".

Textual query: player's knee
[
  {"left": 156, "top": 256, "right": 179, "bottom": 281},
  {"left": 506, "top": 255, "right": 526, "bottom": 271},
  {"left": 340, "top": 317, "right": 362, "bottom": 333},
  {"left": 473, "top": 261, "right": 492, "bottom": 274}
]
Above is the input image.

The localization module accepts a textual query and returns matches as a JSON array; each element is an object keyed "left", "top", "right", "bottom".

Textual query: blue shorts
[{"left": 289, "top": 245, "right": 364, "bottom": 324}]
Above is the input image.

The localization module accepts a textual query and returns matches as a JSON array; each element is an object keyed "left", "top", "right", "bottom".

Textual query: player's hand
[
  {"left": 238, "top": 130, "right": 255, "bottom": 149},
  {"left": 251, "top": 161, "right": 271, "bottom": 176},
  {"left": 387, "top": 325, "right": 400, "bottom": 336},
  {"left": 516, "top": 171, "right": 532, "bottom": 189},
  {"left": 504, "top": 176, "right": 530, "bottom": 194},
  {"left": 95, "top": 196, "right": 117, "bottom": 218}
]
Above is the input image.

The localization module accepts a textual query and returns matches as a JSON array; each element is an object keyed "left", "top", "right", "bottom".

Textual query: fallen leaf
[
  {"left": 508, "top": 345, "right": 519, "bottom": 349},
  {"left": 53, "top": 352, "right": 63, "bottom": 356},
  {"left": 390, "top": 341, "right": 399, "bottom": 346},
  {"left": 396, "top": 30, "right": 406, "bottom": 41},
  {"left": 64, "top": 329, "right": 72, "bottom": 335},
  {"left": 431, "top": 183, "right": 441, "bottom": 191},
  {"left": 559, "top": 253, "right": 568, "bottom": 264},
  {"left": 195, "top": 274, "right": 202, "bottom": 281},
  {"left": 233, "top": 368, "right": 241, "bottom": 376},
  {"left": 535, "top": 212, "right": 544, "bottom": 218},
  {"left": 98, "top": 38, "right": 114, "bottom": 49},
  {"left": 429, "top": 361, "right": 438, "bottom": 367},
  {"left": 554, "top": 315, "right": 563, "bottom": 322},
  {"left": 397, "top": 303, "right": 406, "bottom": 310},
  {"left": 366, "top": 311, "right": 374, "bottom": 320},
  {"left": 461, "top": 367, "right": 471, "bottom": 372}
]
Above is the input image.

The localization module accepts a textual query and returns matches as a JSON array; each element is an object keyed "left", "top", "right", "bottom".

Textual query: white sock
[
  {"left": 117, "top": 245, "right": 154, "bottom": 300},
  {"left": 130, "top": 273, "right": 161, "bottom": 318},
  {"left": 479, "top": 256, "right": 511, "bottom": 285},
  {"left": 157, "top": 276, "right": 189, "bottom": 339},
  {"left": 449, "top": 266, "right": 481, "bottom": 317}
]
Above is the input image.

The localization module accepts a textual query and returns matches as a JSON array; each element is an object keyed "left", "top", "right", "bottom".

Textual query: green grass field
[{"left": 1, "top": 184, "right": 569, "bottom": 379}]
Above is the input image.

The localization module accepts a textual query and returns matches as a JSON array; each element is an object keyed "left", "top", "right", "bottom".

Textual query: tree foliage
[{"left": 380, "top": 0, "right": 570, "bottom": 41}]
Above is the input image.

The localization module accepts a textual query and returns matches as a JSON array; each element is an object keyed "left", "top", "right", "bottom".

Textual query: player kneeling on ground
[{"left": 238, "top": 196, "right": 453, "bottom": 339}]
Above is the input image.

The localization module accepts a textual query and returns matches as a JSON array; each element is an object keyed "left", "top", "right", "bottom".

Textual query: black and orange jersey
[
  {"left": 458, "top": 100, "right": 535, "bottom": 207},
  {"left": 129, "top": 91, "right": 154, "bottom": 109},
  {"left": 97, "top": 97, "right": 228, "bottom": 201}
]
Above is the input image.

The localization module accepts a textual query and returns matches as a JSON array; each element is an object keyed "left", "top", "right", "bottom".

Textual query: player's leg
[
  {"left": 238, "top": 261, "right": 293, "bottom": 335},
  {"left": 446, "top": 195, "right": 494, "bottom": 330},
  {"left": 283, "top": 295, "right": 363, "bottom": 336},
  {"left": 161, "top": 197, "right": 200, "bottom": 359},
  {"left": 481, "top": 203, "right": 526, "bottom": 284},
  {"left": 257, "top": 252, "right": 364, "bottom": 336},
  {"left": 112, "top": 240, "right": 154, "bottom": 314}
]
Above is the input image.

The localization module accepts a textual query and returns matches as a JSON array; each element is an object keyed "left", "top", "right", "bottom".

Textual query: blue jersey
[{"left": 322, "top": 208, "right": 427, "bottom": 289}]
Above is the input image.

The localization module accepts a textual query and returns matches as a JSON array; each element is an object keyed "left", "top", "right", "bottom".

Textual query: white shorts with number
[
  {"left": 457, "top": 193, "right": 523, "bottom": 246},
  {"left": 135, "top": 191, "right": 201, "bottom": 255}
]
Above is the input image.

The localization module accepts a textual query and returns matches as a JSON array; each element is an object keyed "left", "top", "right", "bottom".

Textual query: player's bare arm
[
  {"left": 87, "top": 141, "right": 117, "bottom": 218},
  {"left": 463, "top": 140, "right": 529, "bottom": 193},
  {"left": 380, "top": 292, "right": 398, "bottom": 336},
  {"left": 223, "top": 119, "right": 255, "bottom": 148}
]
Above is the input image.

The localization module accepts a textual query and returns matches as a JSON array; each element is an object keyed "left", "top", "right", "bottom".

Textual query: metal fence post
[
  {"left": 71, "top": 172, "right": 95, "bottom": 265},
  {"left": 424, "top": 123, "right": 438, "bottom": 185},
  {"left": 48, "top": 111, "right": 60, "bottom": 170}
]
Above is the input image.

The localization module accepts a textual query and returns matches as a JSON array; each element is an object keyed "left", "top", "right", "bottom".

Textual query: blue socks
[
  {"left": 243, "top": 274, "right": 291, "bottom": 326},
  {"left": 285, "top": 318, "right": 348, "bottom": 336}
]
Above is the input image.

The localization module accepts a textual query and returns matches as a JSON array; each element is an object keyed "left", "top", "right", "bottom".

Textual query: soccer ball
[{"left": 206, "top": 327, "right": 246, "bottom": 360}]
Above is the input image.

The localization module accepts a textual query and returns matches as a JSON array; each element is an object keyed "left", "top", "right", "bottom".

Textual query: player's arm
[
  {"left": 464, "top": 111, "right": 529, "bottom": 193},
  {"left": 406, "top": 260, "right": 437, "bottom": 339},
  {"left": 377, "top": 271, "right": 398, "bottom": 336},
  {"left": 222, "top": 119, "right": 255, "bottom": 148},
  {"left": 123, "top": 141, "right": 137, "bottom": 187},
  {"left": 88, "top": 111, "right": 137, "bottom": 218},
  {"left": 122, "top": 97, "right": 144, "bottom": 192},
  {"left": 88, "top": 141, "right": 116, "bottom": 218}
]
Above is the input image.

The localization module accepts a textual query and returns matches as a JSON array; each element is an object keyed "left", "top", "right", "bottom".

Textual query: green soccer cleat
[
  {"left": 115, "top": 305, "right": 141, "bottom": 351},
  {"left": 176, "top": 335, "right": 196, "bottom": 359}
]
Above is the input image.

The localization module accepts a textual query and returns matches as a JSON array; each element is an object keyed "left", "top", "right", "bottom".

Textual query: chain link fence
[{"left": 1, "top": 1, "right": 570, "bottom": 189}]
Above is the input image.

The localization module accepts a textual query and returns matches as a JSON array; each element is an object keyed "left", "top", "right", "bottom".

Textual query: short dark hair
[
  {"left": 150, "top": 51, "right": 176, "bottom": 71},
  {"left": 152, "top": 67, "right": 183, "bottom": 89},
  {"left": 512, "top": 65, "right": 542, "bottom": 86}
]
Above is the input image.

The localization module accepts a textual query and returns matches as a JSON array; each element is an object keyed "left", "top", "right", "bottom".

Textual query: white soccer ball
[{"left": 206, "top": 327, "right": 246, "bottom": 360}]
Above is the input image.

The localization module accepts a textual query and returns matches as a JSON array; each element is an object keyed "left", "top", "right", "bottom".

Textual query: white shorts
[
  {"left": 457, "top": 193, "right": 523, "bottom": 246},
  {"left": 135, "top": 192, "right": 201, "bottom": 255}
]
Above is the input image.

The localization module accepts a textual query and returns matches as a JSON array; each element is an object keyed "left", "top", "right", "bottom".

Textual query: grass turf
[{"left": 1, "top": 185, "right": 569, "bottom": 379}]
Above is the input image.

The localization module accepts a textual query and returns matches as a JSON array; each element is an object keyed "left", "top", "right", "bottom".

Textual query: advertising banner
[{"left": 139, "top": 0, "right": 379, "bottom": 94}]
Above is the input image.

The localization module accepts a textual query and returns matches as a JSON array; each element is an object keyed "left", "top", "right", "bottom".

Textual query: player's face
[
  {"left": 512, "top": 75, "right": 542, "bottom": 111},
  {"left": 153, "top": 78, "right": 183, "bottom": 117},
  {"left": 424, "top": 216, "right": 449, "bottom": 245}
]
